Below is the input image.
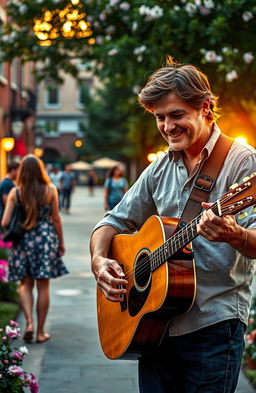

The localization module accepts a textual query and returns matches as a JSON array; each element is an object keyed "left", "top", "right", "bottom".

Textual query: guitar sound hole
[{"left": 134, "top": 253, "right": 151, "bottom": 290}]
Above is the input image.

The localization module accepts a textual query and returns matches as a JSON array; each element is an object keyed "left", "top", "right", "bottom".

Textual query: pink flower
[
  {"left": 13, "top": 351, "right": 23, "bottom": 359},
  {"left": 28, "top": 373, "right": 39, "bottom": 393},
  {"left": 5, "top": 325, "right": 21, "bottom": 338},
  {"left": 2, "top": 336, "right": 7, "bottom": 341},
  {"left": 10, "top": 320, "right": 19, "bottom": 327},
  {"left": 4, "top": 359, "right": 9, "bottom": 364},
  {"left": 0, "top": 374, "right": 2, "bottom": 379},
  {"left": 8, "top": 365, "right": 24, "bottom": 376}
]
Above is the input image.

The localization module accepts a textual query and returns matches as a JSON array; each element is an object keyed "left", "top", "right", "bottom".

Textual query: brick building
[{"left": 0, "top": 0, "right": 36, "bottom": 178}]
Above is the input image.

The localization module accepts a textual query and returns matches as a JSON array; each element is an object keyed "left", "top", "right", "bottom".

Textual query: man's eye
[
  {"left": 157, "top": 117, "right": 164, "bottom": 121},
  {"left": 173, "top": 114, "right": 183, "bottom": 119}
]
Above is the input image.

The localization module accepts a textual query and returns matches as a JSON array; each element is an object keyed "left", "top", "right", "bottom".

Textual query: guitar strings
[
  {"left": 123, "top": 198, "right": 225, "bottom": 281},
  {"left": 122, "top": 191, "right": 240, "bottom": 282}
]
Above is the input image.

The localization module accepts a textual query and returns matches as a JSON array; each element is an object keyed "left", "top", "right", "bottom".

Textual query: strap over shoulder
[{"left": 179, "top": 133, "right": 234, "bottom": 228}]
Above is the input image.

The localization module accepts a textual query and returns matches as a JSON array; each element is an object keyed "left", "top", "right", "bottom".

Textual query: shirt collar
[{"left": 167, "top": 123, "right": 221, "bottom": 162}]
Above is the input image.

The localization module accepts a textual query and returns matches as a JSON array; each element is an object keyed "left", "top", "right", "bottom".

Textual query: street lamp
[
  {"left": 11, "top": 120, "right": 24, "bottom": 138},
  {"left": 0, "top": 137, "right": 15, "bottom": 180}
]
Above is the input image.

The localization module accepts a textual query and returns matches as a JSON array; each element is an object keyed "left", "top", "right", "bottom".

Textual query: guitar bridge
[{"left": 118, "top": 264, "right": 127, "bottom": 312}]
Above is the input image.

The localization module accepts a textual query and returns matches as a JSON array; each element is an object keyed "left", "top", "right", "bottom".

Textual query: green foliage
[
  {"left": 0, "top": 282, "right": 19, "bottom": 302},
  {"left": 0, "top": 302, "right": 19, "bottom": 328},
  {"left": 244, "top": 369, "right": 256, "bottom": 387},
  {"left": 1, "top": 0, "right": 256, "bottom": 163}
]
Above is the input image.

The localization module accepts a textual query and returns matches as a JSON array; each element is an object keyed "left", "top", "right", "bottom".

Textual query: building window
[
  {"left": 11, "top": 58, "right": 18, "bottom": 87},
  {"left": 77, "top": 79, "right": 93, "bottom": 108},
  {"left": 36, "top": 120, "right": 59, "bottom": 135},
  {"left": 45, "top": 84, "right": 60, "bottom": 108}
]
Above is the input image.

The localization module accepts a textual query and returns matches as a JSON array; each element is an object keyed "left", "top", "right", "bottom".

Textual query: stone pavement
[{"left": 16, "top": 186, "right": 254, "bottom": 393}]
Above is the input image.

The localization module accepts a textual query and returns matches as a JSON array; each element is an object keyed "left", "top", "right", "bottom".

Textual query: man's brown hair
[{"left": 138, "top": 57, "right": 219, "bottom": 123}]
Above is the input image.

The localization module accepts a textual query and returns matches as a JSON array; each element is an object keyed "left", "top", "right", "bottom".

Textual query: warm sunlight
[{"left": 235, "top": 136, "right": 248, "bottom": 146}]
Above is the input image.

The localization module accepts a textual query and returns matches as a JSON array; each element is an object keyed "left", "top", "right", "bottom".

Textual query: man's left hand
[{"left": 197, "top": 202, "right": 243, "bottom": 243}]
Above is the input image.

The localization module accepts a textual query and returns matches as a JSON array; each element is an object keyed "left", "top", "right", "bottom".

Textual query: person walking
[
  {"left": 49, "top": 166, "right": 62, "bottom": 208},
  {"left": 60, "top": 165, "right": 76, "bottom": 214},
  {"left": 87, "top": 169, "right": 98, "bottom": 196},
  {"left": 90, "top": 59, "right": 256, "bottom": 393},
  {"left": 0, "top": 161, "right": 20, "bottom": 225},
  {"left": 1, "top": 154, "right": 68, "bottom": 343},
  {"left": 103, "top": 165, "right": 128, "bottom": 211}
]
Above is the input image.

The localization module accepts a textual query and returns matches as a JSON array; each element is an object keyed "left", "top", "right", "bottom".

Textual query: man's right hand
[{"left": 92, "top": 256, "right": 128, "bottom": 302}]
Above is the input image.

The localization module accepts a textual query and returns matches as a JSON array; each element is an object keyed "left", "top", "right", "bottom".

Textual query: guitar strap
[{"left": 179, "top": 132, "right": 234, "bottom": 228}]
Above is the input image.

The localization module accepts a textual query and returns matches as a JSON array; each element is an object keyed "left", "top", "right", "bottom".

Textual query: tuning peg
[
  {"left": 238, "top": 211, "right": 248, "bottom": 220},
  {"left": 251, "top": 173, "right": 256, "bottom": 178},
  {"left": 243, "top": 176, "right": 250, "bottom": 182},
  {"left": 229, "top": 183, "right": 238, "bottom": 190}
]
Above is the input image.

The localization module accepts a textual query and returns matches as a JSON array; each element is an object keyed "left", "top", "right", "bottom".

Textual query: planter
[{"left": 245, "top": 357, "right": 256, "bottom": 370}]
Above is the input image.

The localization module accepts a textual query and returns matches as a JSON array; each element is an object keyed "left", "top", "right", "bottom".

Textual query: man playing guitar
[{"left": 90, "top": 58, "right": 256, "bottom": 393}]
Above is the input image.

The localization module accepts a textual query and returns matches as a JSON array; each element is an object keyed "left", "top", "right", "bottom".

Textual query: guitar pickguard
[{"left": 128, "top": 282, "right": 151, "bottom": 317}]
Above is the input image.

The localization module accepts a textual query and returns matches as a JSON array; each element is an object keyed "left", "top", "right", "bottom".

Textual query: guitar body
[{"left": 97, "top": 215, "right": 196, "bottom": 360}]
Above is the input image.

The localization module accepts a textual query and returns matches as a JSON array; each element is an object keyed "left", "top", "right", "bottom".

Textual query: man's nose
[{"left": 164, "top": 119, "right": 176, "bottom": 134}]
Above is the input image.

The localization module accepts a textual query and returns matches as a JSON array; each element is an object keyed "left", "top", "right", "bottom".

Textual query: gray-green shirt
[{"left": 93, "top": 125, "right": 256, "bottom": 335}]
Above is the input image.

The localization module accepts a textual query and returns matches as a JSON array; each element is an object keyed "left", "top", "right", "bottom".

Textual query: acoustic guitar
[{"left": 97, "top": 174, "right": 256, "bottom": 360}]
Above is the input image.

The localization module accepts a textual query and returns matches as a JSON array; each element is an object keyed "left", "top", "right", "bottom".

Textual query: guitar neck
[
  {"left": 149, "top": 175, "right": 256, "bottom": 272},
  {"left": 150, "top": 213, "right": 202, "bottom": 272}
]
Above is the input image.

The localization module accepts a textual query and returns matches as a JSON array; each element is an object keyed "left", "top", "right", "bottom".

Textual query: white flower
[
  {"left": 233, "top": 48, "right": 239, "bottom": 53},
  {"left": 137, "top": 55, "right": 143, "bottom": 62},
  {"left": 173, "top": 5, "right": 180, "bottom": 11},
  {"left": 138, "top": 5, "right": 150, "bottom": 16},
  {"left": 221, "top": 47, "right": 229, "bottom": 54},
  {"left": 132, "top": 85, "right": 141, "bottom": 94},
  {"left": 119, "top": 2, "right": 130, "bottom": 11},
  {"left": 204, "top": 50, "right": 217, "bottom": 62},
  {"left": 108, "top": 48, "right": 118, "bottom": 56},
  {"left": 185, "top": 3, "right": 197, "bottom": 16},
  {"left": 225, "top": 70, "right": 238, "bottom": 83},
  {"left": 106, "top": 25, "right": 115, "bottom": 34},
  {"left": 216, "top": 55, "right": 223, "bottom": 62},
  {"left": 105, "top": 35, "right": 112, "bottom": 41},
  {"left": 96, "top": 36, "right": 104, "bottom": 44},
  {"left": 195, "top": 0, "right": 201, "bottom": 6},
  {"left": 181, "top": 0, "right": 187, "bottom": 3},
  {"left": 204, "top": 0, "right": 215, "bottom": 9},
  {"left": 243, "top": 52, "right": 254, "bottom": 64},
  {"left": 242, "top": 11, "right": 254, "bottom": 22},
  {"left": 132, "top": 22, "right": 138, "bottom": 31},
  {"left": 99, "top": 12, "right": 106, "bottom": 21},
  {"left": 150, "top": 5, "right": 164, "bottom": 18},
  {"left": 133, "top": 45, "right": 146, "bottom": 55},
  {"left": 110, "top": 0, "right": 119, "bottom": 6},
  {"left": 19, "top": 346, "right": 29, "bottom": 355},
  {"left": 18, "top": 4, "right": 28, "bottom": 14}
]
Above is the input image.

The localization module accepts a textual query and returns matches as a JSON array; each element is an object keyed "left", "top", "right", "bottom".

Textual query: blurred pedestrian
[
  {"left": 1, "top": 154, "right": 68, "bottom": 343},
  {"left": 49, "top": 166, "right": 62, "bottom": 207},
  {"left": 0, "top": 161, "right": 20, "bottom": 226},
  {"left": 104, "top": 166, "right": 128, "bottom": 211},
  {"left": 60, "top": 165, "right": 76, "bottom": 214},
  {"left": 87, "top": 169, "right": 98, "bottom": 196}
]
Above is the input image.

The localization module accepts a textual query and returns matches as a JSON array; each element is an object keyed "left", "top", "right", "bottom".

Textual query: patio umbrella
[
  {"left": 92, "top": 157, "right": 125, "bottom": 169},
  {"left": 69, "top": 161, "right": 93, "bottom": 170}
]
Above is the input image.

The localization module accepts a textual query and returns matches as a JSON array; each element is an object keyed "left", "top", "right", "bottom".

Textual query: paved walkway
[{"left": 17, "top": 186, "right": 254, "bottom": 393}]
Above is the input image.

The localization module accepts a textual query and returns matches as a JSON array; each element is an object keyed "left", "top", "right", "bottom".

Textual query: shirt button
[{"left": 184, "top": 186, "right": 189, "bottom": 191}]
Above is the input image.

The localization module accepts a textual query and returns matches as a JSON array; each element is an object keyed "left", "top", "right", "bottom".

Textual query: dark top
[{"left": 0, "top": 178, "right": 15, "bottom": 220}]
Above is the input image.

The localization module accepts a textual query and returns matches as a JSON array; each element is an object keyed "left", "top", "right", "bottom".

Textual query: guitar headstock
[{"left": 216, "top": 174, "right": 256, "bottom": 217}]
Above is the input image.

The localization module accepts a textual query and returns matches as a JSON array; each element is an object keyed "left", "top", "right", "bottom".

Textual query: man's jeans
[{"left": 139, "top": 319, "right": 245, "bottom": 393}]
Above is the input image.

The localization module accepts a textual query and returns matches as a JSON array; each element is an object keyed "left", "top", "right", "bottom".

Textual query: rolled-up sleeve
[{"left": 92, "top": 163, "right": 158, "bottom": 234}]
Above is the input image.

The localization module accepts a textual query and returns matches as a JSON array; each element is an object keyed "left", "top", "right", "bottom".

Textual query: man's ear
[{"left": 201, "top": 98, "right": 211, "bottom": 116}]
